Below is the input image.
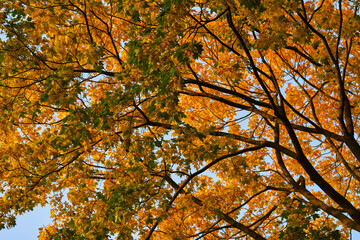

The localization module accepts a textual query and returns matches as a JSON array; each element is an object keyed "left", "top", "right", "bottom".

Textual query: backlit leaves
[{"left": 0, "top": 0, "right": 360, "bottom": 239}]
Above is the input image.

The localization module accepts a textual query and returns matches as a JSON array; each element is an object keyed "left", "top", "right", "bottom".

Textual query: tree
[{"left": 0, "top": 0, "right": 359, "bottom": 239}]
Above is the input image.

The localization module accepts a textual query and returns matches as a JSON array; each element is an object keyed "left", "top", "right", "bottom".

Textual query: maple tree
[{"left": 0, "top": 0, "right": 360, "bottom": 239}]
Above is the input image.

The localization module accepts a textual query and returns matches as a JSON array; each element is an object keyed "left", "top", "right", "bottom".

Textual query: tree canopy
[{"left": 0, "top": 0, "right": 360, "bottom": 239}]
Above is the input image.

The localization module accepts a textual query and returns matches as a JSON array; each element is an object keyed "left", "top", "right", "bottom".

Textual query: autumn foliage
[{"left": 0, "top": 0, "right": 360, "bottom": 239}]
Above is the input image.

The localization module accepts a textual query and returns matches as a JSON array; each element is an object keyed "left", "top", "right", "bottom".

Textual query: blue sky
[{"left": 0, "top": 206, "right": 51, "bottom": 239}]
